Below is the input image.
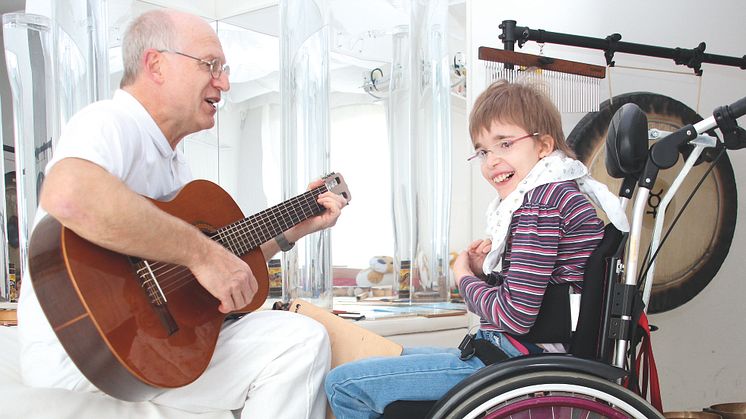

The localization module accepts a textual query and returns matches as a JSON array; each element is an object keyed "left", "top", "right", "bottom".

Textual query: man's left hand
[{"left": 293, "top": 178, "right": 349, "bottom": 236}]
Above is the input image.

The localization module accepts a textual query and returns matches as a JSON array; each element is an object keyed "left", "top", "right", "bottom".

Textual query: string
[
  {"left": 612, "top": 64, "right": 693, "bottom": 75},
  {"left": 696, "top": 75, "right": 703, "bottom": 115},
  {"left": 157, "top": 196, "right": 322, "bottom": 295},
  {"left": 607, "top": 65, "right": 614, "bottom": 106},
  {"left": 152, "top": 195, "right": 324, "bottom": 296},
  {"left": 605, "top": 64, "right": 703, "bottom": 111},
  {"left": 137, "top": 185, "right": 328, "bottom": 301}
]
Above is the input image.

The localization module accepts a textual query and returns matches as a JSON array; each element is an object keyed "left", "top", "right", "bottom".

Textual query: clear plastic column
[
  {"left": 24, "top": 0, "right": 109, "bottom": 114},
  {"left": 0, "top": 105, "right": 7, "bottom": 301},
  {"left": 3, "top": 13, "right": 55, "bottom": 290},
  {"left": 280, "top": 0, "right": 332, "bottom": 308},
  {"left": 3, "top": 0, "right": 109, "bottom": 289},
  {"left": 409, "top": 0, "right": 451, "bottom": 301},
  {"left": 388, "top": 25, "right": 414, "bottom": 299}
]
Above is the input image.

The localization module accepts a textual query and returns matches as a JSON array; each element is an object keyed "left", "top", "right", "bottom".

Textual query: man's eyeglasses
[
  {"left": 467, "top": 132, "right": 539, "bottom": 163},
  {"left": 159, "top": 50, "right": 230, "bottom": 80}
]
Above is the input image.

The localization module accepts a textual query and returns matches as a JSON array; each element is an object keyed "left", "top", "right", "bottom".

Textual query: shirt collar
[{"left": 113, "top": 89, "right": 180, "bottom": 161}]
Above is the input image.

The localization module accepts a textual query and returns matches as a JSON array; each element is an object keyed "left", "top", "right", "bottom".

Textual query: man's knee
[
  {"left": 296, "top": 314, "right": 329, "bottom": 347},
  {"left": 285, "top": 313, "right": 331, "bottom": 363}
]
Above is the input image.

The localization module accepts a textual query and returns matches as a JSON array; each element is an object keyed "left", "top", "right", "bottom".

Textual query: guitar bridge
[{"left": 131, "top": 257, "right": 179, "bottom": 336}]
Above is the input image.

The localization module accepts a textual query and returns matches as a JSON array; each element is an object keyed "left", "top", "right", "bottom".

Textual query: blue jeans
[{"left": 325, "top": 330, "right": 524, "bottom": 419}]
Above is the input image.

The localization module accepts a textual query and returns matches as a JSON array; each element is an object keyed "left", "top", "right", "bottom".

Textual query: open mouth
[
  {"left": 493, "top": 172, "right": 514, "bottom": 184},
  {"left": 205, "top": 97, "right": 219, "bottom": 110}
]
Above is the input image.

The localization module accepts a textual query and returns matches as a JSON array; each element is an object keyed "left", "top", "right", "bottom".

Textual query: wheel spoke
[{"left": 483, "top": 392, "right": 635, "bottom": 419}]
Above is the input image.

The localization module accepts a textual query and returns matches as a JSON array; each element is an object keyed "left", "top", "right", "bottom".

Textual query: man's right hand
[{"left": 189, "top": 241, "right": 259, "bottom": 314}]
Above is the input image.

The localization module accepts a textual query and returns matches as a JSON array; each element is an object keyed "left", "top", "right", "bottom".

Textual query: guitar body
[{"left": 29, "top": 180, "right": 269, "bottom": 401}]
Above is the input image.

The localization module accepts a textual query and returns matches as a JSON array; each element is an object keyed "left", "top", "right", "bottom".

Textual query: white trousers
[
  {"left": 23, "top": 308, "right": 330, "bottom": 419},
  {"left": 151, "top": 310, "right": 331, "bottom": 419}
]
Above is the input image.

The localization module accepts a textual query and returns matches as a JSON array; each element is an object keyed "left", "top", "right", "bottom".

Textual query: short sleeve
[{"left": 46, "top": 102, "right": 140, "bottom": 179}]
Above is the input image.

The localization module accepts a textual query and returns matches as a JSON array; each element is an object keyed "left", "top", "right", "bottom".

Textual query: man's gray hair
[{"left": 120, "top": 10, "right": 177, "bottom": 87}]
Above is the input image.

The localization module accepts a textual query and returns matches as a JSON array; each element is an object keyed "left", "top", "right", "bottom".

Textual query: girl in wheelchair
[{"left": 325, "top": 79, "right": 629, "bottom": 419}]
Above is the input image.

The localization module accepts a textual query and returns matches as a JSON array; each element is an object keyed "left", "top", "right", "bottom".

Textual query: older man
[{"left": 17, "top": 9, "right": 346, "bottom": 418}]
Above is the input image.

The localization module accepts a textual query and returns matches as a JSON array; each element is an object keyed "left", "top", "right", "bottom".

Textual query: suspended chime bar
[{"left": 479, "top": 46, "right": 606, "bottom": 113}]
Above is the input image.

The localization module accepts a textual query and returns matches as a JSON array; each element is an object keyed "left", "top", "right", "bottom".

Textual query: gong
[{"left": 567, "top": 92, "right": 737, "bottom": 313}]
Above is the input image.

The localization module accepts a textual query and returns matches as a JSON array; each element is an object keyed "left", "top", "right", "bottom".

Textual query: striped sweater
[{"left": 460, "top": 180, "right": 605, "bottom": 336}]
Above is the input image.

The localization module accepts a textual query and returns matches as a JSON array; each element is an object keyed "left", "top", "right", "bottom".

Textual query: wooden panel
[{"left": 479, "top": 46, "right": 606, "bottom": 79}]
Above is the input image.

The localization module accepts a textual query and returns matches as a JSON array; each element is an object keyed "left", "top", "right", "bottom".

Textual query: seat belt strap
[{"left": 458, "top": 333, "right": 509, "bottom": 365}]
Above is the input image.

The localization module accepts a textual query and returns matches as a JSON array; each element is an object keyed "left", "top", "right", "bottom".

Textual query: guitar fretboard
[{"left": 213, "top": 185, "right": 327, "bottom": 255}]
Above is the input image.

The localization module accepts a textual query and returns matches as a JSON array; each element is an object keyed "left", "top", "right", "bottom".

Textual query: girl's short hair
[{"left": 469, "top": 79, "right": 575, "bottom": 158}]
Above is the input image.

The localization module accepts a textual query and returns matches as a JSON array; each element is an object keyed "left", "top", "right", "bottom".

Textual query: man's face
[{"left": 163, "top": 22, "right": 230, "bottom": 135}]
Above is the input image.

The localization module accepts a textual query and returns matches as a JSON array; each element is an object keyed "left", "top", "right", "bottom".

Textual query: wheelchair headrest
[{"left": 606, "top": 103, "right": 649, "bottom": 179}]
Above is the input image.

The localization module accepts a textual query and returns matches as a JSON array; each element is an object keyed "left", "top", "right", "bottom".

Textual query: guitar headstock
[{"left": 323, "top": 172, "right": 351, "bottom": 203}]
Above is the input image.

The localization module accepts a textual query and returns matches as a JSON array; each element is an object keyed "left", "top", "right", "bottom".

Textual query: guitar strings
[
  {"left": 151, "top": 187, "right": 326, "bottom": 298},
  {"left": 157, "top": 195, "right": 321, "bottom": 295},
  {"left": 153, "top": 191, "right": 324, "bottom": 294}
]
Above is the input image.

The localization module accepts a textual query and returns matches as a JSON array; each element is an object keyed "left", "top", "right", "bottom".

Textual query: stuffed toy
[{"left": 355, "top": 256, "right": 395, "bottom": 288}]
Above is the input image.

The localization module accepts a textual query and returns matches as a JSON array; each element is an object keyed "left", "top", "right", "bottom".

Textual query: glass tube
[
  {"left": 409, "top": 0, "right": 451, "bottom": 301},
  {"left": 280, "top": 0, "right": 332, "bottom": 309},
  {"left": 388, "top": 25, "right": 414, "bottom": 299},
  {"left": 87, "top": 0, "right": 110, "bottom": 101},
  {"left": 0, "top": 105, "right": 7, "bottom": 301},
  {"left": 3, "top": 1, "right": 107, "bottom": 288},
  {"left": 24, "top": 0, "right": 108, "bottom": 102},
  {"left": 3, "top": 13, "right": 55, "bottom": 288}
]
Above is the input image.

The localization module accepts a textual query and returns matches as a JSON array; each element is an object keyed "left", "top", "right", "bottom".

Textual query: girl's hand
[
  {"left": 454, "top": 239, "right": 492, "bottom": 287},
  {"left": 466, "top": 238, "right": 492, "bottom": 274},
  {"left": 453, "top": 251, "right": 473, "bottom": 287}
]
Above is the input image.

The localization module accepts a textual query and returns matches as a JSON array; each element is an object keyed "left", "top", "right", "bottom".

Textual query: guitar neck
[{"left": 214, "top": 185, "right": 327, "bottom": 256}]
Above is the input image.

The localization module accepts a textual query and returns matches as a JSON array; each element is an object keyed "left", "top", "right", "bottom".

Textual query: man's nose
[{"left": 213, "top": 72, "right": 230, "bottom": 91}]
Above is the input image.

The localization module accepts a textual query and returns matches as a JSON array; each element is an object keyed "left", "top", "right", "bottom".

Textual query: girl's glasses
[{"left": 467, "top": 132, "right": 539, "bottom": 163}]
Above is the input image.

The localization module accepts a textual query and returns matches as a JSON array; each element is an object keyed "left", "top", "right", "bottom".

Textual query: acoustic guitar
[{"left": 28, "top": 173, "right": 350, "bottom": 402}]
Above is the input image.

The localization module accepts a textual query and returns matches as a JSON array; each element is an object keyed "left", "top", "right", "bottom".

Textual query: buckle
[{"left": 458, "top": 333, "right": 476, "bottom": 361}]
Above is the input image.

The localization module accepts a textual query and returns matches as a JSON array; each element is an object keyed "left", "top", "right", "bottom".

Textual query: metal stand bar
[{"left": 499, "top": 19, "right": 746, "bottom": 74}]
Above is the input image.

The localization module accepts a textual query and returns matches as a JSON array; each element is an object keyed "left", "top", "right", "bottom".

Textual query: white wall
[{"left": 467, "top": 0, "right": 746, "bottom": 412}]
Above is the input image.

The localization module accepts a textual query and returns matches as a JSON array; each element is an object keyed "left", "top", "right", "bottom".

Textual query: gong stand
[
  {"left": 498, "top": 19, "right": 746, "bottom": 75},
  {"left": 638, "top": 98, "right": 745, "bottom": 308}
]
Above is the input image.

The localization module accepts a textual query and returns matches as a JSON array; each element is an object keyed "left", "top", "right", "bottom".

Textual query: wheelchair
[{"left": 382, "top": 95, "right": 746, "bottom": 419}]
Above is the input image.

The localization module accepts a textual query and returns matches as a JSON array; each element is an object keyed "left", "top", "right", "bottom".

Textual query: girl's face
[{"left": 473, "top": 120, "right": 554, "bottom": 198}]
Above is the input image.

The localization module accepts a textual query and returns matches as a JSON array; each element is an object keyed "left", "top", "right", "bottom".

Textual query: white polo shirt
[{"left": 17, "top": 89, "right": 193, "bottom": 389}]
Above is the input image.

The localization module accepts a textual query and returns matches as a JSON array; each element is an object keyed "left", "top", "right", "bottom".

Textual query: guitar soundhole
[{"left": 194, "top": 222, "right": 217, "bottom": 235}]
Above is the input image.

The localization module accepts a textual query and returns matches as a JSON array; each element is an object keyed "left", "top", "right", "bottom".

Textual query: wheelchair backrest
[
  {"left": 570, "top": 102, "right": 647, "bottom": 360},
  {"left": 570, "top": 224, "right": 626, "bottom": 359}
]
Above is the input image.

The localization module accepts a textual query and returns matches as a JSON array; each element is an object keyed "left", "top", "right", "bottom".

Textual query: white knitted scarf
[{"left": 482, "top": 151, "right": 630, "bottom": 275}]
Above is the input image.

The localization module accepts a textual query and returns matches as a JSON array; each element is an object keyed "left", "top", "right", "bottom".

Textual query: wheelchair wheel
[{"left": 429, "top": 370, "right": 663, "bottom": 419}]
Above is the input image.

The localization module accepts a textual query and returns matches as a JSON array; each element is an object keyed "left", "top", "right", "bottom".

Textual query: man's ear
[
  {"left": 537, "top": 134, "right": 555, "bottom": 158},
  {"left": 142, "top": 49, "right": 164, "bottom": 83}
]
